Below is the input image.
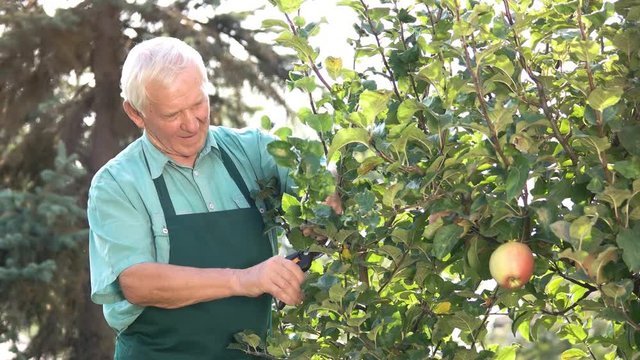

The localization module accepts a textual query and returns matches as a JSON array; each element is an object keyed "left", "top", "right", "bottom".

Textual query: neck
[{"left": 145, "top": 131, "right": 196, "bottom": 167}]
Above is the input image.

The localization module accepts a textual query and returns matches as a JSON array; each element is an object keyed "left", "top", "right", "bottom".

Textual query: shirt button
[
  {"left": 208, "top": 203, "right": 214, "bottom": 210},
  {"left": 194, "top": 170, "right": 199, "bottom": 176},
  {"left": 162, "top": 227, "right": 168, "bottom": 234}
]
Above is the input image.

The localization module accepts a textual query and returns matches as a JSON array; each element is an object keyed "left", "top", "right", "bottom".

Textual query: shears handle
[
  {"left": 285, "top": 250, "right": 315, "bottom": 272},
  {"left": 277, "top": 251, "right": 319, "bottom": 310}
]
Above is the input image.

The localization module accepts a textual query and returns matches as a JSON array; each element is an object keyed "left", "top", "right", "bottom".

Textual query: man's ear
[{"left": 123, "top": 101, "right": 145, "bottom": 129}]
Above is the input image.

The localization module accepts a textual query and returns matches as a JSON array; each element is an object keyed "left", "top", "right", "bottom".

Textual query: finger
[
  {"left": 277, "top": 287, "right": 303, "bottom": 305},
  {"left": 270, "top": 278, "right": 302, "bottom": 305},
  {"left": 280, "top": 257, "right": 306, "bottom": 284},
  {"left": 272, "top": 260, "right": 305, "bottom": 303}
]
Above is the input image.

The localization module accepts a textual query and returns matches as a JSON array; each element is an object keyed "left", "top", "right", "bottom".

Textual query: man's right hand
[{"left": 232, "top": 256, "right": 305, "bottom": 306}]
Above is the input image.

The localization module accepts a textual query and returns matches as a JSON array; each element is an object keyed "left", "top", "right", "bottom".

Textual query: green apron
[{"left": 115, "top": 147, "right": 272, "bottom": 359}]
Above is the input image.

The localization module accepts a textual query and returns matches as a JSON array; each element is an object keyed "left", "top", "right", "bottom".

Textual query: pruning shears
[{"left": 277, "top": 250, "right": 324, "bottom": 310}]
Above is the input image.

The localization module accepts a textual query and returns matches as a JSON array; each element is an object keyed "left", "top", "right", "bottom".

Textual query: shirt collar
[{"left": 141, "top": 128, "right": 218, "bottom": 179}]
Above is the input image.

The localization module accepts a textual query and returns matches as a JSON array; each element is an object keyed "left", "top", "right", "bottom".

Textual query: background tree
[
  {"left": 233, "top": 0, "right": 640, "bottom": 358},
  {"left": 0, "top": 0, "right": 292, "bottom": 358}
]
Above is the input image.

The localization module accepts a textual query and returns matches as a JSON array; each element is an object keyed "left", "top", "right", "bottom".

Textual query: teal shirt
[{"left": 87, "top": 126, "right": 291, "bottom": 333}]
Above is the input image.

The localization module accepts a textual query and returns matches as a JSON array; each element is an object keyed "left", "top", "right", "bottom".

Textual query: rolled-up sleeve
[{"left": 87, "top": 169, "right": 156, "bottom": 305}]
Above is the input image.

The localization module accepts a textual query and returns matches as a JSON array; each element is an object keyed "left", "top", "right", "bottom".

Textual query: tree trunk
[
  {"left": 70, "top": 243, "right": 115, "bottom": 360},
  {"left": 71, "top": 2, "right": 125, "bottom": 359}
]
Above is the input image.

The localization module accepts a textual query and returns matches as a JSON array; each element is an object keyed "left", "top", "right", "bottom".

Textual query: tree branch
[
  {"left": 501, "top": 0, "right": 579, "bottom": 166},
  {"left": 283, "top": 14, "right": 332, "bottom": 93},
  {"left": 453, "top": 0, "right": 510, "bottom": 168},
  {"left": 392, "top": 0, "right": 427, "bottom": 133},
  {"left": 359, "top": 0, "right": 402, "bottom": 101},
  {"left": 471, "top": 287, "right": 499, "bottom": 351}
]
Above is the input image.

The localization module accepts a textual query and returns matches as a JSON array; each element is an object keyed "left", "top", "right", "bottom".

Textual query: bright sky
[{"left": 39, "top": 0, "right": 359, "bottom": 131}]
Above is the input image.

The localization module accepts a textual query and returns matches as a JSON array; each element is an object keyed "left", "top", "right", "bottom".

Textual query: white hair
[{"left": 120, "top": 37, "right": 208, "bottom": 115}]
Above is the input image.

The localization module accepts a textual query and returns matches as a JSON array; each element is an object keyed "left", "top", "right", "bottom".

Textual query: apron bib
[{"left": 115, "top": 148, "right": 272, "bottom": 360}]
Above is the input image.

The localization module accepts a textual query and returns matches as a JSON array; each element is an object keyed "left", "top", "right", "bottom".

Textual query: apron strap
[
  {"left": 141, "top": 147, "right": 177, "bottom": 217},
  {"left": 152, "top": 176, "right": 176, "bottom": 217},
  {"left": 218, "top": 147, "right": 256, "bottom": 208},
  {"left": 146, "top": 145, "right": 257, "bottom": 219}
]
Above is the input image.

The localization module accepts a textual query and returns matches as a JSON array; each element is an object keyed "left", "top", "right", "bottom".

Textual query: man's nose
[{"left": 180, "top": 110, "right": 199, "bottom": 132}]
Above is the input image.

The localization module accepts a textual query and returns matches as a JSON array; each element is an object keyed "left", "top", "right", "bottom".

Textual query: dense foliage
[
  {"left": 235, "top": 0, "right": 640, "bottom": 358},
  {"left": 0, "top": 145, "right": 86, "bottom": 359},
  {"left": 0, "top": 1, "right": 291, "bottom": 358}
]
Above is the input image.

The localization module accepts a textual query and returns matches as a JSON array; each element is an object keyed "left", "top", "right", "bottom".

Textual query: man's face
[{"left": 126, "top": 65, "right": 210, "bottom": 167}]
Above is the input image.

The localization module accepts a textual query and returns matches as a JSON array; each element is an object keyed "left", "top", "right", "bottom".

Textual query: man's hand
[
  {"left": 324, "top": 192, "right": 343, "bottom": 215},
  {"left": 300, "top": 192, "right": 344, "bottom": 242},
  {"left": 233, "top": 255, "right": 305, "bottom": 306}
]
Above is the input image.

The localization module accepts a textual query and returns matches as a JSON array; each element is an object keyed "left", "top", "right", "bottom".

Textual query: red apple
[{"left": 489, "top": 242, "right": 535, "bottom": 289}]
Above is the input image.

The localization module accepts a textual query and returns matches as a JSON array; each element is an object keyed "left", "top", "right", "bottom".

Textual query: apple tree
[{"left": 236, "top": 0, "right": 640, "bottom": 358}]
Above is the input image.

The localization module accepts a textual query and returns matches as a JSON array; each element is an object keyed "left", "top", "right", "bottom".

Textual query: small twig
[
  {"left": 541, "top": 289, "right": 594, "bottom": 315},
  {"left": 283, "top": 13, "right": 332, "bottom": 92},
  {"left": 452, "top": 0, "right": 510, "bottom": 168},
  {"left": 548, "top": 260, "right": 598, "bottom": 291},
  {"left": 576, "top": 2, "right": 603, "bottom": 135},
  {"left": 501, "top": 0, "right": 579, "bottom": 166},
  {"left": 392, "top": 0, "right": 427, "bottom": 132},
  {"left": 359, "top": 0, "right": 402, "bottom": 101},
  {"left": 620, "top": 303, "right": 640, "bottom": 332},
  {"left": 377, "top": 249, "right": 407, "bottom": 295},
  {"left": 576, "top": 1, "right": 612, "bottom": 183},
  {"left": 470, "top": 287, "right": 499, "bottom": 350}
]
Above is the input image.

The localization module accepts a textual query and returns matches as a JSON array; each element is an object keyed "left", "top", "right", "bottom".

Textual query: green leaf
[
  {"left": 234, "top": 331, "right": 262, "bottom": 349},
  {"left": 488, "top": 103, "right": 515, "bottom": 134},
  {"left": 328, "top": 282, "right": 348, "bottom": 302},
  {"left": 281, "top": 193, "right": 300, "bottom": 212},
  {"left": 357, "top": 156, "right": 385, "bottom": 175},
  {"left": 493, "top": 55, "right": 515, "bottom": 77},
  {"left": 275, "top": 31, "right": 317, "bottom": 61},
  {"left": 327, "top": 128, "right": 370, "bottom": 161},
  {"left": 423, "top": 217, "right": 444, "bottom": 240},
  {"left": 261, "top": 19, "right": 289, "bottom": 29},
  {"left": 293, "top": 76, "right": 317, "bottom": 92},
  {"left": 562, "top": 323, "right": 588, "bottom": 342},
  {"left": 494, "top": 345, "right": 518, "bottom": 360},
  {"left": 512, "top": 312, "right": 532, "bottom": 341},
  {"left": 432, "top": 224, "right": 464, "bottom": 260},
  {"left": 601, "top": 280, "right": 634, "bottom": 302},
  {"left": 397, "top": 99, "right": 426, "bottom": 123},
  {"left": 596, "top": 187, "right": 632, "bottom": 209},
  {"left": 260, "top": 115, "right": 273, "bottom": 130},
  {"left": 550, "top": 220, "right": 571, "bottom": 242},
  {"left": 382, "top": 182, "right": 404, "bottom": 207},
  {"left": 267, "top": 141, "right": 298, "bottom": 168},
  {"left": 618, "top": 125, "right": 640, "bottom": 156},
  {"left": 572, "top": 135, "right": 611, "bottom": 153},
  {"left": 306, "top": 113, "right": 333, "bottom": 133},
  {"left": 616, "top": 225, "right": 640, "bottom": 272},
  {"left": 569, "top": 216, "right": 594, "bottom": 251},
  {"left": 397, "top": 8, "right": 416, "bottom": 23},
  {"left": 273, "top": 127, "right": 292, "bottom": 140},
  {"left": 272, "top": 0, "right": 304, "bottom": 13},
  {"left": 390, "top": 123, "right": 431, "bottom": 157},
  {"left": 561, "top": 348, "right": 589, "bottom": 360},
  {"left": 614, "top": 157, "right": 640, "bottom": 179},
  {"left": 571, "top": 39, "right": 599, "bottom": 62},
  {"left": 324, "top": 56, "right": 343, "bottom": 80},
  {"left": 587, "top": 86, "right": 624, "bottom": 111},
  {"left": 612, "top": 30, "right": 640, "bottom": 55},
  {"left": 359, "top": 90, "right": 392, "bottom": 124},
  {"left": 505, "top": 154, "right": 530, "bottom": 200}
]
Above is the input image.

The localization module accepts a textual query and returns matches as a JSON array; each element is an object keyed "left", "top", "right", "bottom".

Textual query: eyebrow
[{"left": 161, "top": 97, "right": 205, "bottom": 117}]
